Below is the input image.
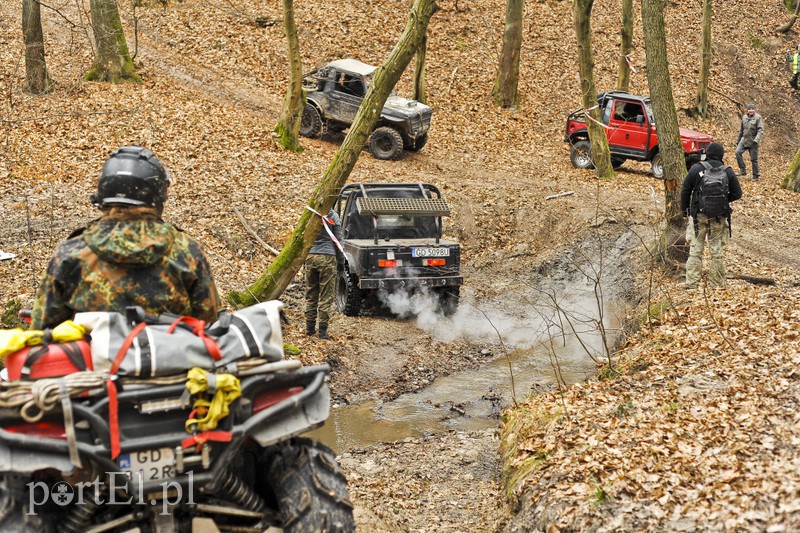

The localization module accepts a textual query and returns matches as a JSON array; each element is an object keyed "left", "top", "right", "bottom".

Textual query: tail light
[
  {"left": 378, "top": 259, "right": 398, "bottom": 268},
  {"left": 423, "top": 258, "right": 445, "bottom": 266},
  {"left": 252, "top": 387, "right": 304, "bottom": 414},
  {"left": 5, "top": 422, "right": 66, "bottom": 439}
]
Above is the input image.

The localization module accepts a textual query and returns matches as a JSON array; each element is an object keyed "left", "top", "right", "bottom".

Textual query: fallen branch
[
  {"left": 545, "top": 191, "right": 575, "bottom": 200},
  {"left": 708, "top": 87, "right": 742, "bottom": 109},
  {"left": 233, "top": 208, "right": 280, "bottom": 257},
  {"left": 732, "top": 274, "right": 776, "bottom": 286}
]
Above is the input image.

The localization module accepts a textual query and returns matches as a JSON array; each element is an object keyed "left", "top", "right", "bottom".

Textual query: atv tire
[
  {"left": 299, "top": 104, "right": 322, "bottom": 138},
  {"left": 436, "top": 286, "right": 460, "bottom": 317},
  {"left": 265, "top": 438, "right": 354, "bottom": 533},
  {"left": 569, "top": 140, "right": 594, "bottom": 169},
  {"left": 368, "top": 126, "right": 403, "bottom": 160}
]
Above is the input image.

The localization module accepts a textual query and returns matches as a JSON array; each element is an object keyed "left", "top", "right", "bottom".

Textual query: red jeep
[{"left": 564, "top": 91, "right": 714, "bottom": 178}]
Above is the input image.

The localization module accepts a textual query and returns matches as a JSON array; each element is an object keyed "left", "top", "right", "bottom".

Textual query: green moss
[
  {"left": 1, "top": 299, "right": 24, "bottom": 328},
  {"left": 642, "top": 300, "right": 671, "bottom": 323},
  {"left": 591, "top": 482, "right": 611, "bottom": 505},
  {"left": 274, "top": 123, "right": 304, "bottom": 153},
  {"left": 749, "top": 34, "right": 767, "bottom": 50}
]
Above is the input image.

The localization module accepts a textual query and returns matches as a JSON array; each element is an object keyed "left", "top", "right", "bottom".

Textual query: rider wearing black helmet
[{"left": 31, "top": 146, "right": 220, "bottom": 329}]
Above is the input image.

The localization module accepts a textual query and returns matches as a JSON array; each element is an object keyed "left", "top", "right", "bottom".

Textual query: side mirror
[{"left": 635, "top": 115, "right": 645, "bottom": 125}]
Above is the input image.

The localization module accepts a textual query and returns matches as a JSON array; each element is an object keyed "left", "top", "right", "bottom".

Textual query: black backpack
[{"left": 696, "top": 162, "right": 730, "bottom": 219}]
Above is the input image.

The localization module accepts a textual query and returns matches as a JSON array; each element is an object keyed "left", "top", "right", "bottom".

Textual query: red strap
[
  {"left": 107, "top": 321, "right": 147, "bottom": 459},
  {"left": 167, "top": 317, "right": 222, "bottom": 361},
  {"left": 181, "top": 430, "right": 233, "bottom": 449}
]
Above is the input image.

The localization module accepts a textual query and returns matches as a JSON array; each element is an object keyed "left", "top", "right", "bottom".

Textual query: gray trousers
[{"left": 735, "top": 140, "right": 759, "bottom": 178}]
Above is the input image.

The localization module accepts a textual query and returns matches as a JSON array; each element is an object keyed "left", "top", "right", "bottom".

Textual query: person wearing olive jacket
[{"left": 735, "top": 103, "right": 764, "bottom": 181}]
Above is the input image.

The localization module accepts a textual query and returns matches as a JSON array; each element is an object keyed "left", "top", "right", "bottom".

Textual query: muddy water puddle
[{"left": 312, "top": 269, "right": 632, "bottom": 453}]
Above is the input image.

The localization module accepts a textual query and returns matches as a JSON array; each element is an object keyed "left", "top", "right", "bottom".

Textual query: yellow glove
[
  {"left": 0, "top": 329, "right": 44, "bottom": 359},
  {"left": 185, "top": 368, "right": 241, "bottom": 433},
  {"left": 51, "top": 321, "right": 87, "bottom": 343}
]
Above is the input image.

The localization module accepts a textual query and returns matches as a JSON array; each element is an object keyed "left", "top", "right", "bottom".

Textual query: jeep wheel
[
  {"left": 299, "top": 104, "right": 322, "bottom": 138},
  {"left": 436, "top": 286, "right": 460, "bottom": 317},
  {"left": 336, "top": 269, "right": 362, "bottom": 317},
  {"left": 569, "top": 140, "right": 594, "bottom": 169},
  {"left": 369, "top": 127, "right": 403, "bottom": 160},
  {"left": 651, "top": 153, "right": 665, "bottom": 179},
  {"left": 405, "top": 132, "right": 428, "bottom": 152},
  {"left": 263, "top": 438, "right": 355, "bottom": 533}
]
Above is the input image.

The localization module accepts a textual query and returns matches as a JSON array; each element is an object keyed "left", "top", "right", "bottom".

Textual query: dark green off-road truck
[{"left": 334, "top": 183, "right": 462, "bottom": 317}]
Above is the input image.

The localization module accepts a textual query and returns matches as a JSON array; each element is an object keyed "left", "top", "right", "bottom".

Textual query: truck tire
[
  {"left": 299, "top": 104, "right": 322, "bottom": 138},
  {"left": 336, "top": 269, "right": 362, "bottom": 317},
  {"left": 369, "top": 127, "right": 403, "bottom": 160},
  {"left": 405, "top": 132, "right": 428, "bottom": 152},
  {"left": 264, "top": 438, "right": 354, "bottom": 533},
  {"left": 436, "top": 286, "right": 460, "bottom": 317},
  {"left": 651, "top": 153, "right": 664, "bottom": 179},
  {"left": 569, "top": 140, "right": 594, "bottom": 169}
]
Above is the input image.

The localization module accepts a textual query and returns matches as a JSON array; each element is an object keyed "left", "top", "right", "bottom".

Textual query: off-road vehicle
[
  {"left": 335, "top": 183, "right": 462, "bottom": 317},
  {"left": 564, "top": 91, "right": 715, "bottom": 178},
  {"left": 300, "top": 59, "right": 433, "bottom": 160}
]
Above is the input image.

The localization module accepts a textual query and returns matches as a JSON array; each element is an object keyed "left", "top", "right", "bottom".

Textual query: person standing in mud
[
  {"left": 304, "top": 209, "right": 344, "bottom": 340},
  {"left": 680, "top": 141, "right": 742, "bottom": 290},
  {"left": 31, "top": 146, "right": 220, "bottom": 329}
]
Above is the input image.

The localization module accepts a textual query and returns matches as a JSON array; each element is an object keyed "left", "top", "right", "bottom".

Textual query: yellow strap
[
  {"left": 0, "top": 320, "right": 87, "bottom": 359},
  {"left": 184, "top": 367, "right": 241, "bottom": 433}
]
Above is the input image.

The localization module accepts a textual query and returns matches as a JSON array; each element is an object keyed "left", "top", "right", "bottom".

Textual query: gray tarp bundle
[{"left": 74, "top": 301, "right": 284, "bottom": 377}]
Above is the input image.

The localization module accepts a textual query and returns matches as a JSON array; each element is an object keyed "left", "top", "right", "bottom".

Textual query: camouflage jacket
[{"left": 31, "top": 214, "right": 220, "bottom": 329}]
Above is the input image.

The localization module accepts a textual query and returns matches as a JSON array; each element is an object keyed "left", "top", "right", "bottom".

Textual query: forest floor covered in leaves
[{"left": 1, "top": 0, "right": 800, "bottom": 530}]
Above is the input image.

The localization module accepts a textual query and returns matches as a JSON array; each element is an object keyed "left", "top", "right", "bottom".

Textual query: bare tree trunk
[
  {"left": 574, "top": 0, "right": 614, "bottom": 179},
  {"left": 274, "top": 0, "right": 304, "bottom": 152},
  {"left": 695, "top": 0, "right": 712, "bottom": 118},
  {"left": 227, "top": 0, "right": 440, "bottom": 307},
  {"left": 87, "top": 0, "right": 140, "bottom": 83},
  {"left": 777, "top": 0, "right": 800, "bottom": 33},
  {"left": 781, "top": 146, "right": 800, "bottom": 192},
  {"left": 492, "top": 0, "right": 523, "bottom": 108},
  {"left": 642, "top": 0, "right": 686, "bottom": 262},
  {"left": 616, "top": 0, "right": 634, "bottom": 92},
  {"left": 22, "top": 0, "right": 53, "bottom": 94},
  {"left": 412, "top": 33, "right": 428, "bottom": 104}
]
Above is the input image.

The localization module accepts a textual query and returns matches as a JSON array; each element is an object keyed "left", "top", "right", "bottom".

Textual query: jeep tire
[
  {"left": 264, "top": 438, "right": 355, "bottom": 533},
  {"left": 369, "top": 126, "right": 403, "bottom": 160},
  {"left": 299, "top": 103, "right": 323, "bottom": 138},
  {"left": 569, "top": 140, "right": 594, "bottom": 169},
  {"left": 336, "top": 269, "right": 362, "bottom": 317},
  {"left": 651, "top": 152, "right": 664, "bottom": 179}
]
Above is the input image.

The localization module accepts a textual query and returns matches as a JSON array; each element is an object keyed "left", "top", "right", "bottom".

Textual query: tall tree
[
  {"left": 574, "top": 0, "right": 614, "bottom": 179},
  {"left": 641, "top": 0, "right": 686, "bottom": 261},
  {"left": 781, "top": 147, "right": 800, "bottom": 192},
  {"left": 227, "top": 0, "right": 440, "bottom": 306},
  {"left": 695, "top": 0, "right": 712, "bottom": 118},
  {"left": 22, "top": 0, "right": 53, "bottom": 94},
  {"left": 412, "top": 34, "right": 428, "bottom": 104},
  {"left": 616, "top": 0, "right": 634, "bottom": 92},
  {"left": 274, "top": 0, "right": 304, "bottom": 152},
  {"left": 86, "top": 0, "right": 140, "bottom": 83},
  {"left": 492, "top": 0, "right": 523, "bottom": 108}
]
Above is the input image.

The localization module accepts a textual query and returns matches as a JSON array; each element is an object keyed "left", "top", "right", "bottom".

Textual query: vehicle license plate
[
  {"left": 118, "top": 448, "right": 176, "bottom": 481},
  {"left": 412, "top": 247, "right": 450, "bottom": 258}
]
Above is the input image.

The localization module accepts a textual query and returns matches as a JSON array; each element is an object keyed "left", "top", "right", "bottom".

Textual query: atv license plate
[
  {"left": 118, "top": 448, "right": 176, "bottom": 481},
  {"left": 412, "top": 247, "right": 450, "bottom": 258}
]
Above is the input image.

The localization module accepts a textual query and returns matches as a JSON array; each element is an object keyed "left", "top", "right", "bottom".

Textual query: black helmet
[{"left": 91, "top": 146, "right": 170, "bottom": 211}]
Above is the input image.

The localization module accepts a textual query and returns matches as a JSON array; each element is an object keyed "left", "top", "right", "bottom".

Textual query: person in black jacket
[{"left": 680, "top": 141, "right": 743, "bottom": 289}]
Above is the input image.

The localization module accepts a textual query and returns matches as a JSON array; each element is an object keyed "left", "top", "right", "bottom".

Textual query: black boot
[
  {"left": 318, "top": 324, "right": 330, "bottom": 340},
  {"left": 306, "top": 321, "right": 316, "bottom": 336}
]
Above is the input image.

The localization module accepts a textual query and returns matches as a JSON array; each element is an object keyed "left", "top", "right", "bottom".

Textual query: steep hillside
[{"left": 1, "top": 0, "right": 800, "bottom": 530}]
